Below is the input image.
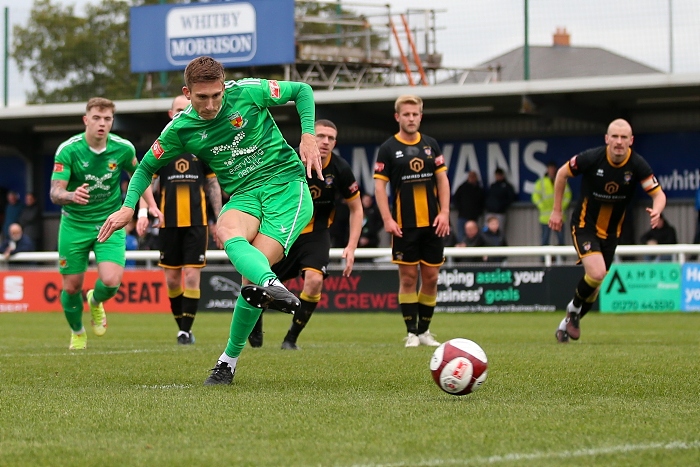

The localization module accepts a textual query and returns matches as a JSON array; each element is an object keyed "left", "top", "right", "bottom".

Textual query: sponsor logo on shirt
[
  {"left": 349, "top": 181, "right": 359, "bottom": 194},
  {"left": 374, "top": 162, "right": 385, "bottom": 172},
  {"left": 269, "top": 80, "right": 280, "bottom": 98},
  {"left": 435, "top": 155, "right": 444, "bottom": 166},
  {"left": 53, "top": 163, "right": 64, "bottom": 173},
  {"left": 151, "top": 140, "right": 165, "bottom": 159}
]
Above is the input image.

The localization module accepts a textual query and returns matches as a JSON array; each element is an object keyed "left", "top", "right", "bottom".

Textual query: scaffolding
[{"left": 292, "top": 1, "right": 498, "bottom": 89}]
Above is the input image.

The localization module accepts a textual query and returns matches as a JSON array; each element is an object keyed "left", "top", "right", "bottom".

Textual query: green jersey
[
  {"left": 124, "top": 78, "right": 315, "bottom": 209},
  {"left": 52, "top": 133, "right": 137, "bottom": 224}
]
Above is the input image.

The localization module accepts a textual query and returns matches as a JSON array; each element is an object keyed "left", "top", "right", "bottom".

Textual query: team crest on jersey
[
  {"left": 423, "top": 147, "right": 432, "bottom": 157},
  {"left": 107, "top": 159, "right": 118, "bottom": 172},
  {"left": 324, "top": 174, "right": 335, "bottom": 187},
  {"left": 53, "top": 163, "right": 64, "bottom": 173},
  {"left": 228, "top": 111, "right": 248, "bottom": 130},
  {"left": 582, "top": 242, "right": 591, "bottom": 252},
  {"left": 623, "top": 171, "right": 633, "bottom": 184},
  {"left": 59, "top": 256, "right": 68, "bottom": 268}
]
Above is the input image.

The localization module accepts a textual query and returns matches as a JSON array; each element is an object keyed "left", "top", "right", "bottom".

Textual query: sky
[{"left": 3, "top": 0, "right": 700, "bottom": 106}]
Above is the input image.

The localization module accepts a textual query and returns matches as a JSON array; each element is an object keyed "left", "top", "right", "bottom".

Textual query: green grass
[{"left": 1, "top": 311, "right": 699, "bottom": 467}]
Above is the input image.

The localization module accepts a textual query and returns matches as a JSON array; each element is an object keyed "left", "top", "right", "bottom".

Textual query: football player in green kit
[
  {"left": 98, "top": 56, "right": 323, "bottom": 385},
  {"left": 51, "top": 97, "right": 161, "bottom": 350}
]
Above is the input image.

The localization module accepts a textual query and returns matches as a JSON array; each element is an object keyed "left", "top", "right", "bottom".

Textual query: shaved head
[{"left": 605, "top": 118, "right": 634, "bottom": 161}]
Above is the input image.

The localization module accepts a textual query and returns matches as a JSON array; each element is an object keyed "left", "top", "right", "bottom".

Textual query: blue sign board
[
  {"left": 337, "top": 131, "right": 700, "bottom": 200},
  {"left": 681, "top": 263, "right": 700, "bottom": 311},
  {"left": 130, "top": 0, "right": 295, "bottom": 72}
]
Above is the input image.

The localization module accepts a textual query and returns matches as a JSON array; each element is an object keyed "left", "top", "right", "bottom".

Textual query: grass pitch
[{"left": 1, "top": 311, "right": 699, "bottom": 467}]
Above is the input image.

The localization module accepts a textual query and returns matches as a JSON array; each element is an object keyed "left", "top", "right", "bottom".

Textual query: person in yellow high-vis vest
[{"left": 532, "top": 161, "right": 571, "bottom": 245}]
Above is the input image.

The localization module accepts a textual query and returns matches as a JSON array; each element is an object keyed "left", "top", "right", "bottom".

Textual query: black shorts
[
  {"left": 571, "top": 225, "right": 618, "bottom": 269},
  {"left": 391, "top": 227, "right": 445, "bottom": 266},
  {"left": 272, "top": 229, "right": 331, "bottom": 282},
  {"left": 158, "top": 226, "right": 208, "bottom": 268}
]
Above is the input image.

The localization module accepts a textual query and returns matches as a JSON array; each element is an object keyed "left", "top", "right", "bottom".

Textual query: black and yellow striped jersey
[
  {"left": 373, "top": 132, "right": 447, "bottom": 228},
  {"left": 301, "top": 152, "right": 360, "bottom": 234},
  {"left": 154, "top": 154, "right": 215, "bottom": 228},
  {"left": 568, "top": 146, "right": 661, "bottom": 239}
]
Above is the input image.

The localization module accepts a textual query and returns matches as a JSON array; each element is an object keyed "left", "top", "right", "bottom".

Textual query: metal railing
[{"left": 3, "top": 244, "right": 700, "bottom": 269}]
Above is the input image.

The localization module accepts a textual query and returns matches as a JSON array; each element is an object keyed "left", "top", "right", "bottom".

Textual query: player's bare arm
[
  {"left": 205, "top": 176, "right": 224, "bottom": 248},
  {"left": 50, "top": 180, "right": 89, "bottom": 206},
  {"left": 646, "top": 188, "right": 667, "bottom": 229},
  {"left": 374, "top": 178, "right": 402, "bottom": 237},
  {"left": 433, "top": 171, "right": 451, "bottom": 237},
  {"left": 548, "top": 164, "right": 571, "bottom": 231},
  {"left": 342, "top": 195, "right": 363, "bottom": 277},
  {"left": 299, "top": 132, "right": 324, "bottom": 180}
]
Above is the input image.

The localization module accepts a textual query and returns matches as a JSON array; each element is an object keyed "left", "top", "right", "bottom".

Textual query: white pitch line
[{"left": 349, "top": 440, "right": 700, "bottom": 467}]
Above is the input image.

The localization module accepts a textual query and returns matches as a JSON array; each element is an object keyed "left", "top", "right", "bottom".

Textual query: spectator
[
  {"left": 1, "top": 223, "right": 35, "bottom": 261},
  {"left": 484, "top": 168, "right": 516, "bottom": 232},
  {"left": 532, "top": 161, "right": 571, "bottom": 246},
  {"left": 452, "top": 171, "right": 485, "bottom": 243},
  {"left": 2, "top": 191, "right": 24, "bottom": 240},
  {"left": 454, "top": 220, "right": 485, "bottom": 262},
  {"left": 640, "top": 214, "right": 677, "bottom": 262},
  {"left": 481, "top": 215, "right": 507, "bottom": 263},
  {"left": 359, "top": 193, "right": 383, "bottom": 250},
  {"left": 18, "top": 192, "right": 42, "bottom": 250}
]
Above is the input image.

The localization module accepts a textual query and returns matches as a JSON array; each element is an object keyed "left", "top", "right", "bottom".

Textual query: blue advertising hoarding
[
  {"left": 681, "top": 263, "right": 700, "bottom": 311},
  {"left": 130, "top": 0, "right": 295, "bottom": 73},
  {"left": 336, "top": 132, "right": 700, "bottom": 200}
]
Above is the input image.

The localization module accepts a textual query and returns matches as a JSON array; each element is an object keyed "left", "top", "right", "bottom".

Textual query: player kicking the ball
[{"left": 97, "top": 56, "right": 323, "bottom": 385}]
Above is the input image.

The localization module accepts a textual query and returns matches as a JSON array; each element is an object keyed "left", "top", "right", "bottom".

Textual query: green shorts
[
  {"left": 57, "top": 217, "right": 126, "bottom": 274},
  {"left": 221, "top": 180, "right": 312, "bottom": 255}
]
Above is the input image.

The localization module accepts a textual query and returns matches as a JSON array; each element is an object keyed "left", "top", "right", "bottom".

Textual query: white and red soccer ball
[{"left": 430, "top": 338, "right": 488, "bottom": 395}]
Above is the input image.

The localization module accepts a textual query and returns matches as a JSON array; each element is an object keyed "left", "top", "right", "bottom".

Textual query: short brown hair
[
  {"left": 86, "top": 97, "right": 115, "bottom": 114},
  {"left": 315, "top": 119, "right": 337, "bottom": 131},
  {"left": 394, "top": 94, "right": 423, "bottom": 113},
  {"left": 184, "top": 56, "right": 225, "bottom": 90}
]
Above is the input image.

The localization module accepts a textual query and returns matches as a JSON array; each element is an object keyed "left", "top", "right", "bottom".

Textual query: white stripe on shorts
[{"left": 284, "top": 181, "right": 305, "bottom": 250}]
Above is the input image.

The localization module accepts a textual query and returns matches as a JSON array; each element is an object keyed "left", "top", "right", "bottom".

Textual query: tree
[{"left": 13, "top": 0, "right": 183, "bottom": 103}]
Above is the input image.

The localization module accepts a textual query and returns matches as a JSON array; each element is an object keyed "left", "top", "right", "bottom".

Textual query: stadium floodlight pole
[
  {"left": 523, "top": 0, "right": 529, "bottom": 81},
  {"left": 4, "top": 7, "right": 8, "bottom": 107},
  {"left": 669, "top": 0, "right": 674, "bottom": 73}
]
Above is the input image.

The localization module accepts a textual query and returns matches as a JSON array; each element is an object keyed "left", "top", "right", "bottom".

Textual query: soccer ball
[{"left": 429, "top": 338, "right": 488, "bottom": 395}]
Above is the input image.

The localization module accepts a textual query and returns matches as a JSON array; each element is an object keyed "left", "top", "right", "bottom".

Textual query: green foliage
[
  {"left": 12, "top": 0, "right": 186, "bottom": 103},
  {"left": 1, "top": 311, "right": 699, "bottom": 466},
  {"left": 12, "top": 0, "right": 387, "bottom": 103}
]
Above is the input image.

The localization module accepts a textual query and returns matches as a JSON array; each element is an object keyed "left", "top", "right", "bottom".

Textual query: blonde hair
[
  {"left": 394, "top": 95, "right": 423, "bottom": 113},
  {"left": 86, "top": 97, "right": 115, "bottom": 114}
]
